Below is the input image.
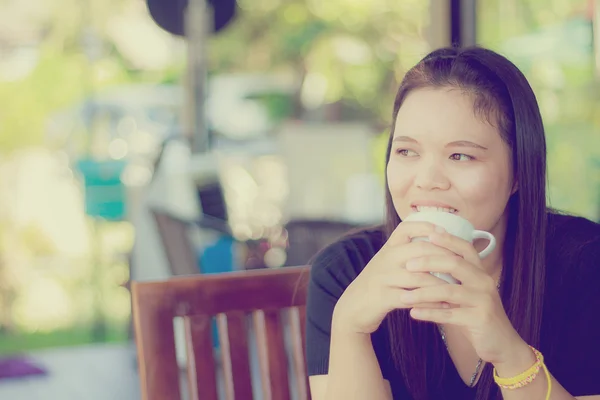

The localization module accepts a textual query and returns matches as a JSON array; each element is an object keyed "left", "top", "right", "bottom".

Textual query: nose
[{"left": 414, "top": 157, "right": 450, "bottom": 191}]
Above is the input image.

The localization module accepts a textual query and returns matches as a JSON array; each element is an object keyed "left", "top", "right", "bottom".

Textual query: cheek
[
  {"left": 386, "top": 163, "right": 413, "bottom": 218},
  {"left": 452, "top": 166, "right": 513, "bottom": 204},
  {"left": 386, "top": 162, "right": 412, "bottom": 193}
]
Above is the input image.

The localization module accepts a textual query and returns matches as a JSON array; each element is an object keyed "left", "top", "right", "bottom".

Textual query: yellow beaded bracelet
[{"left": 493, "top": 346, "right": 552, "bottom": 400}]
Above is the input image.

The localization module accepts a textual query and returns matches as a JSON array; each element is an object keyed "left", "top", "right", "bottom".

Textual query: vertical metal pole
[
  {"left": 461, "top": 0, "right": 477, "bottom": 47},
  {"left": 450, "top": 0, "right": 477, "bottom": 47},
  {"left": 184, "top": 0, "right": 214, "bottom": 153},
  {"left": 593, "top": 0, "right": 600, "bottom": 78}
]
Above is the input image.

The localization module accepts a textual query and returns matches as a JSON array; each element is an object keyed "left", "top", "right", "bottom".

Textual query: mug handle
[{"left": 472, "top": 230, "right": 496, "bottom": 259}]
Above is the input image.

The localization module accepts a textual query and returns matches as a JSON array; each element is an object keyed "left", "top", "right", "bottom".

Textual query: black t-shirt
[{"left": 305, "top": 212, "right": 600, "bottom": 399}]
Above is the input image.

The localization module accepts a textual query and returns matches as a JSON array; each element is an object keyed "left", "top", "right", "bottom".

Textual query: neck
[{"left": 481, "top": 248, "right": 503, "bottom": 283}]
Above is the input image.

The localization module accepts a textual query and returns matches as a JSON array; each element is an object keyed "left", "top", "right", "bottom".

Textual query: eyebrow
[{"left": 392, "top": 136, "right": 488, "bottom": 150}]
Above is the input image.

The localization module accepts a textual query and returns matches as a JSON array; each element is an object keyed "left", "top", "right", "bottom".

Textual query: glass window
[{"left": 478, "top": 0, "right": 600, "bottom": 220}]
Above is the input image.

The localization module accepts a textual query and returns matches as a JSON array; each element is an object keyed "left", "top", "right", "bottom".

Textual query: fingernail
[{"left": 411, "top": 308, "right": 423, "bottom": 317}]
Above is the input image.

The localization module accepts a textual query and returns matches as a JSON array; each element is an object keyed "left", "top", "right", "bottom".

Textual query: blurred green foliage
[{"left": 478, "top": 0, "right": 600, "bottom": 219}]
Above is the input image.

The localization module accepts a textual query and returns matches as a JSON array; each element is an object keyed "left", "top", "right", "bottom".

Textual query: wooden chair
[{"left": 132, "top": 266, "right": 312, "bottom": 400}]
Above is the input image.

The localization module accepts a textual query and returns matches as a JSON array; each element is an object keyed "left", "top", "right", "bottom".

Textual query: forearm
[
  {"left": 325, "top": 321, "right": 391, "bottom": 400},
  {"left": 494, "top": 342, "right": 575, "bottom": 400}
]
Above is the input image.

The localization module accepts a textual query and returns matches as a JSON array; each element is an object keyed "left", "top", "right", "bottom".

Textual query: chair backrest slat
[
  {"left": 289, "top": 306, "right": 311, "bottom": 400},
  {"left": 133, "top": 290, "right": 182, "bottom": 400},
  {"left": 184, "top": 315, "right": 219, "bottom": 400},
  {"left": 298, "top": 306, "right": 311, "bottom": 400},
  {"left": 254, "top": 309, "right": 291, "bottom": 400},
  {"left": 217, "top": 311, "right": 253, "bottom": 400},
  {"left": 133, "top": 265, "right": 311, "bottom": 400}
]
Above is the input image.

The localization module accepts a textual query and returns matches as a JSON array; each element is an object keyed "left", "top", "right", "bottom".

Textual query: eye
[
  {"left": 449, "top": 153, "right": 474, "bottom": 161},
  {"left": 396, "top": 149, "right": 418, "bottom": 157}
]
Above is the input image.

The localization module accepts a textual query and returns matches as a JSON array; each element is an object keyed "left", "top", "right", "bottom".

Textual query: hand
[
  {"left": 332, "top": 222, "right": 456, "bottom": 335},
  {"left": 399, "top": 229, "right": 526, "bottom": 364}
]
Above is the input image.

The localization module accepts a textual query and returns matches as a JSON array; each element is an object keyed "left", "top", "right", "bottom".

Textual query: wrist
[
  {"left": 492, "top": 338, "right": 537, "bottom": 378},
  {"left": 331, "top": 321, "right": 372, "bottom": 348},
  {"left": 331, "top": 307, "right": 371, "bottom": 337}
]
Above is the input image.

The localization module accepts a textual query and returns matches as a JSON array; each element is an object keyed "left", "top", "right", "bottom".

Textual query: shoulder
[
  {"left": 546, "top": 211, "right": 600, "bottom": 278},
  {"left": 543, "top": 212, "right": 600, "bottom": 396},
  {"left": 309, "top": 226, "right": 386, "bottom": 290},
  {"left": 547, "top": 211, "right": 600, "bottom": 244},
  {"left": 546, "top": 211, "right": 600, "bottom": 256}
]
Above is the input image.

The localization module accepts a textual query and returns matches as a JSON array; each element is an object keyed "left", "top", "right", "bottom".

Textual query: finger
[
  {"left": 428, "top": 230, "right": 481, "bottom": 266},
  {"left": 400, "top": 284, "right": 481, "bottom": 307},
  {"left": 382, "top": 269, "right": 452, "bottom": 290},
  {"left": 385, "top": 221, "right": 438, "bottom": 246},
  {"left": 387, "top": 241, "right": 458, "bottom": 268},
  {"left": 411, "top": 302, "right": 451, "bottom": 309},
  {"left": 409, "top": 307, "right": 473, "bottom": 326},
  {"left": 382, "top": 287, "right": 449, "bottom": 310},
  {"left": 405, "top": 254, "right": 492, "bottom": 288}
]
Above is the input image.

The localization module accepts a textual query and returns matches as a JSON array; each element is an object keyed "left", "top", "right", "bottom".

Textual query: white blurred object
[
  {"left": 344, "top": 173, "right": 385, "bottom": 224},
  {"left": 278, "top": 122, "right": 376, "bottom": 222},
  {"left": 130, "top": 139, "right": 201, "bottom": 284},
  {"left": 149, "top": 139, "right": 202, "bottom": 221},
  {"left": 207, "top": 74, "right": 296, "bottom": 139}
]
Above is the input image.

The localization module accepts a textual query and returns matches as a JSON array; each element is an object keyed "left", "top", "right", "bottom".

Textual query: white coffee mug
[{"left": 402, "top": 211, "right": 496, "bottom": 284}]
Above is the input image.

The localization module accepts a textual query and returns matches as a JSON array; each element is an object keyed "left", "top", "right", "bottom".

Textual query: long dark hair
[{"left": 384, "top": 46, "right": 547, "bottom": 400}]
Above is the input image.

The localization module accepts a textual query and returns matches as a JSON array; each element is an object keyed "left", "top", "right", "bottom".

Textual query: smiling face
[{"left": 386, "top": 87, "right": 516, "bottom": 241}]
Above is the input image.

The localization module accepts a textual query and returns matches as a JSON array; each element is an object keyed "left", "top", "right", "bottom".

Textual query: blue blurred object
[
  {"left": 196, "top": 234, "right": 237, "bottom": 350},
  {"left": 198, "top": 235, "right": 236, "bottom": 274}
]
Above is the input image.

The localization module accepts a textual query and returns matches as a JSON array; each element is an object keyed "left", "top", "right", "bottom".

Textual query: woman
[{"left": 305, "top": 46, "right": 600, "bottom": 400}]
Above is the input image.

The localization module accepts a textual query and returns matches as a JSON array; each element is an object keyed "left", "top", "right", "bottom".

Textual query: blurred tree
[
  {"left": 0, "top": 0, "right": 435, "bottom": 153},
  {"left": 0, "top": 0, "right": 173, "bottom": 154},
  {"left": 0, "top": 0, "right": 142, "bottom": 339},
  {"left": 209, "top": 0, "right": 430, "bottom": 123}
]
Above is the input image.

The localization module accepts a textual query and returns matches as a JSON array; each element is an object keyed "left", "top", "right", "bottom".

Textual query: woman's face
[{"left": 387, "top": 87, "right": 515, "bottom": 240}]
